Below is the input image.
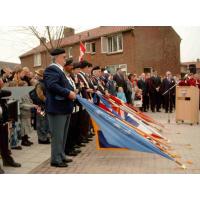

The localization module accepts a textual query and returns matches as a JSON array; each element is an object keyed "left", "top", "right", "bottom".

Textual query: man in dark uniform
[
  {"left": 77, "top": 60, "right": 94, "bottom": 143},
  {"left": 149, "top": 70, "right": 162, "bottom": 112},
  {"left": 63, "top": 58, "right": 82, "bottom": 157},
  {"left": 160, "top": 71, "right": 175, "bottom": 113},
  {"left": 91, "top": 66, "right": 105, "bottom": 94},
  {"left": 44, "top": 48, "right": 76, "bottom": 167}
]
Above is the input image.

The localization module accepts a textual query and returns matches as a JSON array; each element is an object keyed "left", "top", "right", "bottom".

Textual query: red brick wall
[
  {"left": 66, "top": 31, "right": 135, "bottom": 71},
  {"left": 134, "top": 26, "right": 181, "bottom": 76},
  {"left": 21, "top": 50, "right": 51, "bottom": 72}
]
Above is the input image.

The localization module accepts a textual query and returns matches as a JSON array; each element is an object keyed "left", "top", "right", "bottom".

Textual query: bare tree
[{"left": 23, "top": 26, "right": 65, "bottom": 54}]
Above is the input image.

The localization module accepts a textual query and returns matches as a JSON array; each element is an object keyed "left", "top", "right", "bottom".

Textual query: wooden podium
[{"left": 176, "top": 86, "right": 199, "bottom": 125}]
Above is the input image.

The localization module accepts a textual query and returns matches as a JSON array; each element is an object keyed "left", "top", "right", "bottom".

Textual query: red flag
[{"left": 79, "top": 42, "right": 86, "bottom": 61}]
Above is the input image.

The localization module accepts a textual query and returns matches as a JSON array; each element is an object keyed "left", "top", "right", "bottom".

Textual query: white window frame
[
  {"left": 34, "top": 53, "right": 41, "bottom": 67},
  {"left": 85, "top": 43, "right": 91, "bottom": 53},
  {"left": 68, "top": 47, "right": 73, "bottom": 58},
  {"left": 101, "top": 36, "right": 108, "bottom": 53},
  {"left": 107, "top": 34, "right": 123, "bottom": 54}
]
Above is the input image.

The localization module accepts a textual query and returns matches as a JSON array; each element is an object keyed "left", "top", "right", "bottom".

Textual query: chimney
[
  {"left": 63, "top": 27, "right": 75, "bottom": 38},
  {"left": 197, "top": 58, "right": 200, "bottom": 63},
  {"left": 40, "top": 37, "right": 46, "bottom": 45}
]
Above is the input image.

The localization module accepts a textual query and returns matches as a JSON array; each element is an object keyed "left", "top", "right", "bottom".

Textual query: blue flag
[{"left": 77, "top": 95, "right": 173, "bottom": 161}]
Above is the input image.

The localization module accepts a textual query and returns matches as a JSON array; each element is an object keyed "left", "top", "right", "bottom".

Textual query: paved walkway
[{"left": 1, "top": 111, "right": 200, "bottom": 174}]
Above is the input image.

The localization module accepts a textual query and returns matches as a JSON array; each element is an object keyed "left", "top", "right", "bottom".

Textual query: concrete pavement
[{"left": 1, "top": 111, "right": 200, "bottom": 174}]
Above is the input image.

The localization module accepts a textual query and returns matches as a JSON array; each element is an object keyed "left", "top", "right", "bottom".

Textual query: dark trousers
[
  {"left": 79, "top": 109, "right": 90, "bottom": 138},
  {"left": 125, "top": 91, "right": 132, "bottom": 104},
  {"left": 48, "top": 114, "right": 71, "bottom": 164},
  {"left": 164, "top": 92, "right": 173, "bottom": 112},
  {"left": 65, "top": 111, "right": 78, "bottom": 154},
  {"left": 0, "top": 123, "right": 11, "bottom": 160},
  {"left": 149, "top": 92, "right": 161, "bottom": 111},
  {"left": 142, "top": 94, "right": 149, "bottom": 111}
]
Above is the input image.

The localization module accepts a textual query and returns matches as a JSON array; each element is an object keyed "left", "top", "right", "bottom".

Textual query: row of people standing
[{"left": 112, "top": 69, "right": 177, "bottom": 113}]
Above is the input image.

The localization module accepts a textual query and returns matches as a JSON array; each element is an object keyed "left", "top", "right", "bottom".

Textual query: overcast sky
[{"left": 0, "top": 26, "right": 200, "bottom": 64}]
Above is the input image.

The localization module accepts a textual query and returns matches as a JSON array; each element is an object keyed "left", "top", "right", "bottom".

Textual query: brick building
[
  {"left": 181, "top": 59, "right": 200, "bottom": 75},
  {"left": 0, "top": 61, "right": 20, "bottom": 71},
  {"left": 19, "top": 26, "right": 181, "bottom": 76}
]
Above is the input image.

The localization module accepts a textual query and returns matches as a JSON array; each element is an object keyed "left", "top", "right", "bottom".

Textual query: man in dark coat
[
  {"left": 113, "top": 68, "right": 127, "bottom": 91},
  {"left": 44, "top": 48, "right": 76, "bottom": 167},
  {"left": 160, "top": 71, "right": 176, "bottom": 113},
  {"left": 149, "top": 70, "right": 162, "bottom": 112}
]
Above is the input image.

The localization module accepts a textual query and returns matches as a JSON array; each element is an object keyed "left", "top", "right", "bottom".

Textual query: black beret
[
  {"left": 64, "top": 58, "right": 73, "bottom": 66},
  {"left": 79, "top": 60, "right": 89, "bottom": 68},
  {"left": 73, "top": 62, "right": 81, "bottom": 69},
  {"left": 92, "top": 66, "right": 101, "bottom": 71},
  {"left": 50, "top": 48, "right": 65, "bottom": 56}
]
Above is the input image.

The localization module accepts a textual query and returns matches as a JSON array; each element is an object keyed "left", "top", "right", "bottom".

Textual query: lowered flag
[
  {"left": 77, "top": 95, "right": 185, "bottom": 168},
  {"left": 96, "top": 93, "right": 164, "bottom": 139}
]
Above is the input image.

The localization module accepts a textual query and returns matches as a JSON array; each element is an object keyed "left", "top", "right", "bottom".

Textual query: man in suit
[
  {"left": 44, "top": 48, "right": 76, "bottom": 167},
  {"left": 113, "top": 68, "right": 127, "bottom": 91},
  {"left": 160, "top": 71, "right": 175, "bottom": 113},
  {"left": 149, "top": 70, "right": 162, "bottom": 112}
]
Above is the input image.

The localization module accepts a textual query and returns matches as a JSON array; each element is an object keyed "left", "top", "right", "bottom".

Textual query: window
[
  {"left": 107, "top": 34, "right": 123, "bottom": 53},
  {"left": 101, "top": 34, "right": 123, "bottom": 53},
  {"left": 91, "top": 42, "right": 96, "bottom": 53},
  {"left": 85, "top": 42, "right": 96, "bottom": 54},
  {"left": 119, "top": 64, "right": 127, "bottom": 74},
  {"left": 101, "top": 37, "right": 108, "bottom": 53},
  {"left": 143, "top": 67, "right": 153, "bottom": 74},
  {"left": 68, "top": 47, "right": 73, "bottom": 58},
  {"left": 106, "top": 64, "right": 127, "bottom": 74},
  {"left": 85, "top": 43, "right": 91, "bottom": 53},
  {"left": 34, "top": 53, "right": 41, "bottom": 67}
]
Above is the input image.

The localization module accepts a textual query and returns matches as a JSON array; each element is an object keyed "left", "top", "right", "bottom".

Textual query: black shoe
[
  {"left": 50, "top": 162, "right": 68, "bottom": 167},
  {"left": 3, "top": 157, "right": 21, "bottom": 168},
  {"left": 67, "top": 151, "right": 78, "bottom": 156},
  {"left": 82, "top": 140, "right": 89, "bottom": 143},
  {"left": 77, "top": 143, "right": 86, "bottom": 147},
  {"left": 73, "top": 149, "right": 81, "bottom": 154},
  {"left": 21, "top": 140, "right": 31, "bottom": 146},
  {"left": 0, "top": 166, "right": 4, "bottom": 174},
  {"left": 157, "top": 110, "right": 161, "bottom": 112},
  {"left": 38, "top": 139, "right": 50, "bottom": 144},
  {"left": 27, "top": 140, "right": 33, "bottom": 145},
  {"left": 73, "top": 145, "right": 81, "bottom": 149},
  {"left": 62, "top": 158, "right": 73, "bottom": 163},
  {"left": 11, "top": 146, "right": 22, "bottom": 150},
  {"left": 87, "top": 138, "right": 93, "bottom": 141},
  {"left": 165, "top": 110, "right": 168, "bottom": 113}
]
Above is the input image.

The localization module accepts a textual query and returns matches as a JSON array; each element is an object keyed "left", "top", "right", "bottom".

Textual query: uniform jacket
[{"left": 44, "top": 64, "right": 74, "bottom": 114}]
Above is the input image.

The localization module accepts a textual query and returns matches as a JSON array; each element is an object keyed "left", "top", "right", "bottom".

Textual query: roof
[
  {"left": 182, "top": 61, "right": 200, "bottom": 69},
  {"left": 0, "top": 61, "right": 20, "bottom": 70},
  {"left": 19, "top": 26, "right": 134, "bottom": 58}
]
